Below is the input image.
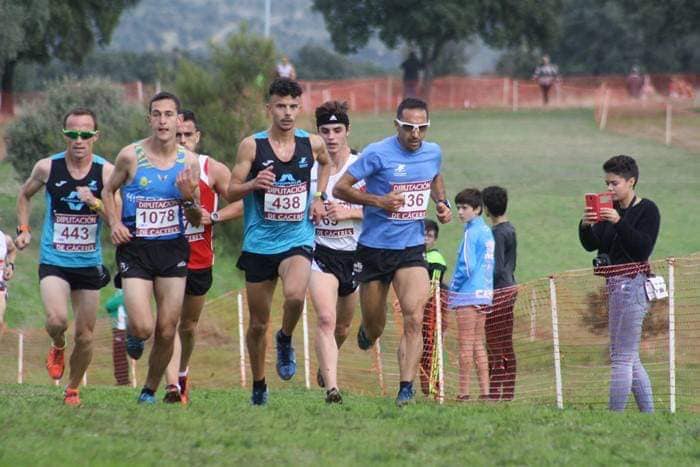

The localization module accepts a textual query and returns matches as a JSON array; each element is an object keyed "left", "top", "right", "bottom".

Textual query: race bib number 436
[
  {"left": 390, "top": 181, "right": 431, "bottom": 220},
  {"left": 135, "top": 199, "right": 180, "bottom": 237},
  {"left": 264, "top": 183, "right": 308, "bottom": 221},
  {"left": 53, "top": 214, "right": 98, "bottom": 252}
]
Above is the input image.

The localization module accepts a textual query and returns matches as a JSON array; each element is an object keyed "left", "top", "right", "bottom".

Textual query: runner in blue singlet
[
  {"left": 333, "top": 97, "right": 452, "bottom": 407},
  {"left": 228, "top": 78, "right": 330, "bottom": 405},
  {"left": 102, "top": 91, "right": 203, "bottom": 405},
  {"left": 16, "top": 107, "right": 114, "bottom": 405}
]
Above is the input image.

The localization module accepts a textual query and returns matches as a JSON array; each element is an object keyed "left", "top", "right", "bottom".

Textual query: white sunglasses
[{"left": 395, "top": 119, "right": 430, "bottom": 132}]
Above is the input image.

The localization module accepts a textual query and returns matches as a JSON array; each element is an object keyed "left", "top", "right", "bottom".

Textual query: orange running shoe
[
  {"left": 64, "top": 388, "right": 80, "bottom": 406},
  {"left": 179, "top": 374, "right": 189, "bottom": 404},
  {"left": 46, "top": 345, "right": 65, "bottom": 380}
]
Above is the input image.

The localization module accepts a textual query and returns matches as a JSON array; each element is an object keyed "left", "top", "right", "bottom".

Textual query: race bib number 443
[
  {"left": 53, "top": 214, "right": 98, "bottom": 252},
  {"left": 264, "top": 183, "right": 308, "bottom": 221},
  {"left": 390, "top": 181, "right": 431, "bottom": 220},
  {"left": 135, "top": 199, "right": 181, "bottom": 237}
]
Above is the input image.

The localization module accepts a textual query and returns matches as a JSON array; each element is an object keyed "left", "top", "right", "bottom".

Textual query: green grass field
[
  {"left": 1, "top": 108, "right": 698, "bottom": 465},
  {"left": 1, "top": 385, "right": 698, "bottom": 466}
]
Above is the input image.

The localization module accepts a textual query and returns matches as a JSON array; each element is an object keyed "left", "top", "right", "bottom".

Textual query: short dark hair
[
  {"left": 424, "top": 219, "right": 439, "bottom": 238},
  {"left": 315, "top": 100, "right": 350, "bottom": 128},
  {"left": 179, "top": 109, "right": 199, "bottom": 131},
  {"left": 63, "top": 107, "right": 97, "bottom": 130},
  {"left": 455, "top": 188, "right": 482, "bottom": 211},
  {"left": 482, "top": 186, "right": 508, "bottom": 217},
  {"left": 149, "top": 91, "right": 181, "bottom": 114},
  {"left": 269, "top": 77, "right": 303, "bottom": 99},
  {"left": 603, "top": 155, "right": 639, "bottom": 187},
  {"left": 396, "top": 97, "right": 429, "bottom": 120}
]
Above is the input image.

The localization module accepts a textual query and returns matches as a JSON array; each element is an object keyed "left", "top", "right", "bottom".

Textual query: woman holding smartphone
[{"left": 578, "top": 155, "right": 660, "bottom": 412}]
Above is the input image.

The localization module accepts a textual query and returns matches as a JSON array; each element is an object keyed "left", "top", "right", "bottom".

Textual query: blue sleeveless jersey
[
  {"left": 242, "top": 129, "right": 315, "bottom": 254},
  {"left": 121, "top": 144, "right": 187, "bottom": 240},
  {"left": 40, "top": 152, "right": 106, "bottom": 267}
]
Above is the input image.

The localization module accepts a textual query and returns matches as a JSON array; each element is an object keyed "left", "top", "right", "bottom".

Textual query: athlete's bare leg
[
  {"left": 392, "top": 266, "right": 429, "bottom": 382},
  {"left": 335, "top": 292, "right": 357, "bottom": 348},
  {"left": 474, "top": 312, "right": 489, "bottom": 397},
  {"left": 278, "top": 255, "right": 312, "bottom": 336},
  {"left": 359, "top": 281, "right": 390, "bottom": 342},
  {"left": 66, "top": 289, "right": 99, "bottom": 389},
  {"left": 40, "top": 277, "right": 71, "bottom": 348},
  {"left": 310, "top": 270, "right": 340, "bottom": 390},
  {"left": 0, "top": 292, "right": 7, "bottom": 327},
  {"left": 166, "top": 293, "right": 207, "bottom": 386},
  {"left": 143, "top": 276, "right": 186, "bottom": 391},
  {"left": 246, "top": 279, "right": 276, "bottom": 381},
  {"left": 122, "top": 278, "right": 155, "bottom": 341},
  {"left": 456, "top": 307, "right": 478, "bottom": 396}
]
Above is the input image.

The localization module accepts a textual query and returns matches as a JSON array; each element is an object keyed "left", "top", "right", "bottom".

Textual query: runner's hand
[
  {"left": 311, "top": 198, "right": 325, "bottom": 224},
  {"left": 251, "top": 165, "right": 275, "bottom": 191},
  {"left": 176, "top": 167, "right": 198, "bottom": 201},
  {"left": 3, "top": 266, "right": 13, "bottom": 281},
  {"left": 436, "top": 201, "right": 452, "bottom": 224},
  {"left": 324, "top": 201, "right": 347, "bottom": 222},
  {"left": 15, "top": 232, "right": 31, "bottom": 250},
  {"left": 379, "top": 190, "right": 405, "bottom": 212},
  {"left": 76, "top": 186, "right": 98, "bottom": 208},
  {"left": 110, "top": 221, "right": 133, "bottom": 245},
  {"left": 199, "top": 208, "right": 212, "bottom": 226}
]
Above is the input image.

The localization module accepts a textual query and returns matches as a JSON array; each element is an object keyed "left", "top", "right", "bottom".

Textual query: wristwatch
[
  {"left": 437, "top": 199, "right": 451, "bottom": 209},
  {"left": 314, "top": 191, "right": 328, "bottom": 201},
  {"left": 210, "top": 211, "right": 221, "bottom": 224}
]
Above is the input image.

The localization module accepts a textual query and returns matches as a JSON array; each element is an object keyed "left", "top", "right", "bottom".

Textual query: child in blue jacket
[{"left": 449, "top": 188, "right": 495, "bottom": 401}]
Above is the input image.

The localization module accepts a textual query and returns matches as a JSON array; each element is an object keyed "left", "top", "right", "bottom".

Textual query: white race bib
[
  {"left": 316, "top": 201, "right": 355, "bottom": 238},
  {"left": 53, "top": 214, "right": 98, "bottom": 252},
  {"left": 184, "top": 220, "right": 205, "bottom": 242},
  {"left": 135, "top": 199, "right": 180, "bottom": 237},
  {"left": 264, "top": 183, "right": 308, "bottom": 221},
  {"left": 390, "top": 181, "right": 431, "bottom": 220}
]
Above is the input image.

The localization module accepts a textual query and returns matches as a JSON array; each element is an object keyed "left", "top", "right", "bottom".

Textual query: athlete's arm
[
  {"left": 310, "top": 134, "right": 331, "bottom": 224},
  {"left": 75, "top": 162, "right": 116, "bottom": 220},
  {"left": 15, "top": 158, "right": 50, "bottom": 250},
  {"left": 227, "top": 136, "right": 274, "bottom": 202},
  {"left": 333, "top": 173, "right": 404, "bottom": 212},
  {"left": 325, "top": 203, "right": 363, "bottom": 222},
  {"left": 431, "top": 173, "right": 452, "bottom": 224},
  {"left": 208, "top": 159, "right": 242, "bottom": 223},
  {"left": 178, "top": 152, "right": 203, "bottom": 227},
  {"left": 3, "top": 235, "right": 16, "bottom": 281},
  {"left": 103, "top": 147, "right": 135, "bottom": 245}
]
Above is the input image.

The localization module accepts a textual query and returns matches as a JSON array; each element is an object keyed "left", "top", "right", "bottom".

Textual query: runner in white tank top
[{"left": 308, "top": 101, "right": 363, "bottom": 404}]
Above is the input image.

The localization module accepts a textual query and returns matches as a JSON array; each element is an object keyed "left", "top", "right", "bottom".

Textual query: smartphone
[{"left": 585, "top": 192, "right": 614, "bottom": 222}]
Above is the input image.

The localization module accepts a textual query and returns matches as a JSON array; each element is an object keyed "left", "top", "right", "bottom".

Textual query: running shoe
[
  {"left": 325, "top": 388, "right": 342, "bottom": 404},
  {"left": 316, "top": 368, "right": 325, "bottom": 388},
  {"left": 46, "top": 345, "right": 65, "bottom": 380},
  {"left": 357, "top": 325, "right": 374, "bottom": 351},
  {"left": 64, "top": 388, "right": 80, "bottom": 406},
  {"left": 395, "top": 384, "right": 416, "bottom": 407},
  {"left": 179, "top": 374, "right": 190, "bottom": 404},
  {"left": 126, "top": 333, "right": 145, "bottom": 360},
  {"left": 163, "top": 384, "right": 182, "bottom": 404},
  {"left": 275, "top": 330, "right": 296, "bottom": 381},
  {"left": 251, "top": 386, "right": 269, "bottom": 406},
  {"left": 138, "top": 390, "right": 156, "bottom": 405},
  {"left": 456, "top": 394, "right": 471, "bottom": 402}
]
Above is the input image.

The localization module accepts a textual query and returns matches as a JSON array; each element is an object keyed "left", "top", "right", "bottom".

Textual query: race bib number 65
[
  {"left": 135, "top": 199, "right": 180, "bottom": 237},
  {"left": 390, "top": 181, "right": 431, "bottom": 220}
]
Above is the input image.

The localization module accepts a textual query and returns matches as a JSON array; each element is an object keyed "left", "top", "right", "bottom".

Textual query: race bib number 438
[
  {"left": 53, "top": 214, "right": 98, "bottom": 252},
  {"left": 264, "top": 183, "right": 308, "bottom": 221},
  {"left": 390, "top": 181, "right": 431, "bottom": 220},
  {"left": 135, "top": 199, "right": 180, "bottom": 237}
]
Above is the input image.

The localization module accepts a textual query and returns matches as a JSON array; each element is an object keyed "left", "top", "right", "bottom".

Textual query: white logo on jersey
[
  {"left": 394, "top": 164, "right": 407, "bottom": 176},
  {"left": 262, "top": 160, "right": 274, "bottom": 167},
  {"left": 54, "top": 181, "right": 67, "bottom": 187}
]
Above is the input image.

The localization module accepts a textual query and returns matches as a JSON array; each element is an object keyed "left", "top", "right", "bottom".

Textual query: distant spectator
[
  {"left": 276, "top": 55, "right": 297, "bottom": 80},
  {"left": 401, "top": 51, "right": 423, "bottom": 98},
  {"left": 626, "top": 66, "right": 643, "bottom": 99},
  {"left": 532, "top": 55, "right": 560, "bottom": 105}
]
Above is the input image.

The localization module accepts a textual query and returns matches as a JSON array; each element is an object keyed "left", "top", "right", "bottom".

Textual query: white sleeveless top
[
  {"left": 310, "top": 153, "right": 364, "bottom": 251},
  {"left": 0, "top": 229, "right": 7, "bottom": 279}
]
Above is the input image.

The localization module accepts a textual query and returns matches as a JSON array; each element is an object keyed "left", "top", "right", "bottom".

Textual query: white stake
[
  {"left": 512, "top": 80, "right": 519, "bottom": 112},
  {"left": 668, "top": 258, "right": 676, "bottom": 413},
  {"left": 665, "top": 103, "right": 672, "bottom": 146},
  {"left": 530, "top": 287, "right": 537, "bottom": 341},
  {"left": 17, "top": 333, "right": 23, "bottom": 384},
  {"left": 434, "top": 282, "right": 445, "bottom": 404},
  {"left": 302, "top": 298, "right": 310, "bottom": 389},
  {"left": 237, "top": 292, "right": 246, "bottom": 387},
  {"left": 549, "top": 276, "right": 564, "bottom": 409},
  {"left": 599, "top": 89, "right": 610, "bottom": 130}
]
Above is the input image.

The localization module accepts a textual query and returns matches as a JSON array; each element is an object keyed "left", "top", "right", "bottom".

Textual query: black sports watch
[
  {"left": 314, "top": 191, "right": 328, "bottom": 202},
  {"left": 437, "top": 199, "right": 451, "bottom": 209}
]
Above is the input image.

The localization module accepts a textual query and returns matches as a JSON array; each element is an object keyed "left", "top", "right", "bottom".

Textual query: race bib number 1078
[{"left": 135, "top": 199, "right": 181, "bottom": 237}]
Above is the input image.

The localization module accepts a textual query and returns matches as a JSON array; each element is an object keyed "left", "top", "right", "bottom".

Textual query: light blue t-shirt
[{"left": 347, "top": 136, "right": 442, "bottom": 249}]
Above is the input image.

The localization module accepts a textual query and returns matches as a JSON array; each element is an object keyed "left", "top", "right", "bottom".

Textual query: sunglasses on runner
[
  {"left": 395, "top": 119, "right": 430, "bottom": 132},
  {"left": 62, "top": 129, "right": 97, "bottom": 140}
]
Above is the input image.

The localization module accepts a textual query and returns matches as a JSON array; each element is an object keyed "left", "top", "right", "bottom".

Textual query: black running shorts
[
  {"left": 39, "top": 263, "right": 111, "bottom": 291},
  {"left": 354, "top": 244, "right": 428, "bottom": 284},
  {"left": 116, "top": 237, "right": 189, "bottom": 280},
  {"left": 237, "top": 246, "right": 313, "bottom": 283},
  {"left": 312, "top": 244, "right": 358, "bottom": 297},
  {"left": 185, "top": 267, "right": 213, "bottom": 296}
]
